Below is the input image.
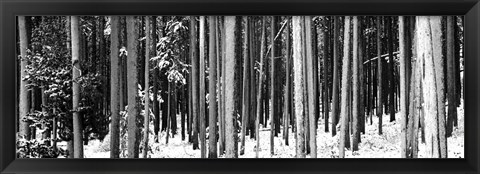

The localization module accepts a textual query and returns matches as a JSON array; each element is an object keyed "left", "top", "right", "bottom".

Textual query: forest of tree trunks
[{"left": 16, "top": 16, "right": 465, "bottom": 158}]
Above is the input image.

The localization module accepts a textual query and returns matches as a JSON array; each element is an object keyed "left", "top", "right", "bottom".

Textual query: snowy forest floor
[{"left": 79, "top": 100, "right": 464, "bottom": 158}]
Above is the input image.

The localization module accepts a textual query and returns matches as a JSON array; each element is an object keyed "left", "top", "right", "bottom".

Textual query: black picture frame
[{"left": 1, "top": 0, "right": 478, "bottom": 173}]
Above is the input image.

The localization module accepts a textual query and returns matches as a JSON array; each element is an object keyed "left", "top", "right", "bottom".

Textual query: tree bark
[
  {"left": 199, "top": 16, "right": 207, "bottom": 158},
  {"left": 152, "top": 16, "right": 160, "bottom": 143},
  {"left": 219, "top": 17, "right": 227, "bottom": 154},
  {"left": 215, "top": 16, "right": 223, "bottom": 155},
  {"left": 339, "top": 16, "right": 351, "bottom": 158},
  {"left": 323, "top": 18, "right": 330, "bottom": 133},
  {"left": 225, "top": 16, "right": 238, "bottom": 158},
  {"left": 256, "top": 16, "right": 267, "bottom": 158},
  {"left": 18, "top": 16, "right": 31, "bottom": 140},
  {"left": 71, "top": 16, "right": 84, "bottom": 158},
  {"left": 304, "top": 16, "right": 317, "bottom": 158},
  {"left": 284, "top": 18, "right": 291, "bottom": 145},
  {"left": 387, "top": 17, "right": 396, "bottom": 122},
  {"left": 331, "top": 16, "right": 340, "bottom": 137},
  {"left": 109, "top": 16, "right": 121, "bottom": 158},
  {"left": 352, "top": 16, "right": 360, "bottom": 152},
  {"left": 416, "top": 16, "right": 447, "bottom": 158},
  {"left": 126, "top": 16, "right": 140, "bottom": 158},
  {"left": 376, "top": 16, "right": 383, "bottom": 135},
  {"left": 208, "top": 16, "right": 218, "bottom": 158},
  {"left": 446, "top": 16, "right": 457, "bottom": 137},
  {"left": 398, "top": 16, "right": 408, "bottom": 158},
  {"left": 270, "top": 16, "right": 277, "bottom": 155},
  {"left": 190, "top": 16, "right": 200, "bottom": 150},
  {"left": 142, "top": 16, "right": 151, "bottom": 158},
  {"left": 240, "top": 16, "right": 250, "bottom": 155},
  {"left": 292, "top": 16, "right": 306, "bottom": 158}
]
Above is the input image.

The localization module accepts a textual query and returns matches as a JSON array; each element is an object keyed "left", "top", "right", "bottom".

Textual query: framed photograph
[{"left": 1, "top": 0, "right": 479, "bottom": 173}]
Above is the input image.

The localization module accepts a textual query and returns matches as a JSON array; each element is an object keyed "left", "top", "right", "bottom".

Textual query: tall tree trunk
[
  {"left": 302, "top": 18, "right": 310, "bottom": 154},
  {"left": 215, "top": 16, "right": 223, "bottom": 154},
  {"left": 190, "top": 16, "right": 200, "bottom": 150},
  {"left": 292, "top": 16, "right": 306, "bottom": 158},
  {"left": 199, "top": 16, "right": 207, "bottom": 158},
  {"left": 119, "top": 17, "right": 126, "bottom": 113},
  {"left": 208, "top": 16, "right": 218, "bottom": 158},
  {"left": 256, "top": 16, "right": 267, "bottom": 158},
  {"left": 71, "top": 16, "right": 84, "bottom": 158},
  {"left": 142, "top": 16, "right": 151, "bottom": 158},
  {"left": 339, "top": 16, "right": 351, "bottom": 158},
  {"left": 358, "top": 17, "right": 365, "bottom": 136},
  {"left": 225, "top": 16, "right": 238, "bottom": 158},
  {"left": 166, "top": 82, "right": 172, "bottom": 144},
  {"left": 249, "top": 18, "right": 257, "bottom": 140},
  {"left": 18, "top": 16, "right": 31, "bottom": 140},
  {"left": 109, "top": 16, "right": 121, "bottom": 158},
  {"left": 152, "top": 16, "right": 160, "bottom": 143},
  {"left": 416, "top": 16, "right": 447, "bottom": 158},
  {"left": 376, "top": 16, "right": 383, "bottom": 135},
  {"left": 284, "top": 18, "right": 291, "bottom": 145},
  {"left": 219, "top": 17, "right": 227, "bottom": 154},
  {"left": 398, "top": 16, "right": 408, "bottom": 158},
  {"left": 352, "top": 16, "right": 360, "bottom": 152},
  {"left": 304, "top": 16, "right": 317, "bottom": 158},
  {"left": 269, "top": 16, "right": 277, "bottom": 155},
  {"left": 181, "top": 51, "right": 187, "bottom": 141},
  {"left": 323, "top": 18, "right": 330, "bottom": 133},
  {"left": 65, "top": 16, "right": 74, "bottom": 158},
  {"left": 446, "top": 16, "right": 457, "bottom": 137},
  {"left": 331, "top": 16, "right": 340, "bottom": 137},
  {"left": 240, "top": 16, "right": 250, "bottom": 155},
  {"left": 407, "top": 27, "right": 421, "bottom": 157},
  {"left": 126, "top": 16, "right": 140, "bottom": 158},
  {"left": 387, "top": 17, "right": 396, "bottom": 122},
  {"left": 98, "top": 17, "right": 107, "bottom": 120}
]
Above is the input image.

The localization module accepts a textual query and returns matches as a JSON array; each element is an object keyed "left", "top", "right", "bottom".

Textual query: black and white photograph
[{"left": 15, "top": 15, "right": 464, "bottom": 158}]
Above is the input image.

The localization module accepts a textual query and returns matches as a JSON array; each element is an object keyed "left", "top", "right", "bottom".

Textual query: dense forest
[{"left": 16, "top": 16, "right": 464, "bottom": 158}]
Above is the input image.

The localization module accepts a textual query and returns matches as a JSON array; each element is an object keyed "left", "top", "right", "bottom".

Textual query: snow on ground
[{"left": 84, "top": 100, "right": 464, "bottom": 158}]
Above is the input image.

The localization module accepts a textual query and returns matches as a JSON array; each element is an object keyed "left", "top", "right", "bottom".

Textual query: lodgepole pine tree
[
  {"left": 331, "top": 16, "right": 340, "bottom": 137},
  {"left": 219, "top": 17, "right": 227, "bottom": 155},
  {"left": 284, "top": 18, "right": 291, "bottom": 145},
  {"left": 110, "top": 16, "right": 121, "bottom": 158},
  {"left": 18, "top": 16, "right": 31, "bottom": 140},
  {"left": 398, "top": 16, "right": 408, "bottom": 158},
  {"left": 240, "top": 16, "right": 250, "bottom": 155},
  {"left": 225, "top": 16, "right": 238, "bottom": 158},
  {"left": 387, "top": 17, "right": 396, "bottom": 122},
  {"left": 256, "top": 16, "right": 267, "bottom": 158},
  {"left": 323, "top": 17, "right": 330, "bottom": 133},
  {"left": 446, "top": 16, "right": 457, "bottom": 137},
  {"left": 339, "top": 16, "right": 351, "bottom": 158},
  {"left": 270, "top": 16, "right": 276, "bottom": 155},
  {"left": 352, "top": 16, "right": 360, "bottom": 152},
  {"left": 199, "top": 16, "right": 207, "bottom": 158},
  {"left": 220, "top": 17, "right": 228, "bottom": 155},
  {"left": 376, "top": 16, "right": 383, "bottom": 135},
  {"left": 190, "top": 16, "right": 200, "bottom": 150},
  {"left": 142, "top": 16, "right": 151, "bottom": 158},
  {"left": 208, "top": 16, "right": 218, "bottom": 158},
  {"left": 216, "top": 16, "right": 223, "bottom": 155},
  {"left": 126, "top": 16, "right": 140, "bottom": 158},
  {"left": 71, "top": 16, "right": 84, "bottom": 158},
  {"left": 66, "top": 16, "right": 74, "bottom": 158},
  {"left": 292, "top": 16, "right": 306, "bottom": 158},
  {"left": 305, "top": 16, "right": 317, "bottom": 158},
  {"left": 416, "top": 16, "right": 447, "bottom": 158}
]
